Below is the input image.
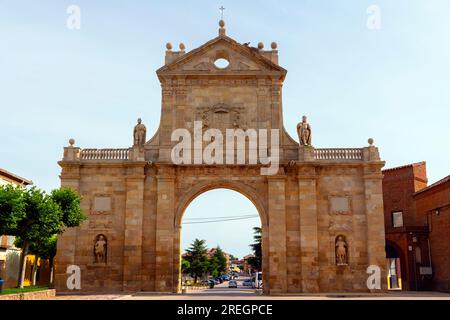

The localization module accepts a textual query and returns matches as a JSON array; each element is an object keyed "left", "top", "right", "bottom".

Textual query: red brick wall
[
  {"left": 415, "top": 180, "right": 450, "bottom": 292},
  {"left": 382, "top": 163, "right": 428, "bottom": 229}
]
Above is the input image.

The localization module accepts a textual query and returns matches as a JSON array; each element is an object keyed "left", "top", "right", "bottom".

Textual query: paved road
[{"left": 48, "top": 277, "right": 450, "bottom": 300}]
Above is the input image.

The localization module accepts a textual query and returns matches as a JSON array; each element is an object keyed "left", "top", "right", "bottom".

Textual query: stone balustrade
[
  {"left": 314, "top": 148, "right": 363, "bottom": 161},
  {"left": 79, "top": 148, "right": 130, "bottom": 160}
]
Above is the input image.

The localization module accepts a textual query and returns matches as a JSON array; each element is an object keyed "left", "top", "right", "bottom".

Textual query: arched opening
[
  {"left": 385, "top": 241, "right": 404, "bottom": 290},
  {"left": 174, "top": 185, "right": 268, "bottom": 295}
]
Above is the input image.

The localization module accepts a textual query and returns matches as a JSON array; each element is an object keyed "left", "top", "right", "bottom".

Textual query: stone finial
[
  {"left": 166, "top": 42, "right": 173, "bottom": 51},
  {"left": 179, "top": 43, "right": 186, "bottom": 51},
  {"left": 219, "top": 19, "right": 225, "bottom": 28},
  {"left": 69, "top": 138, "right": 75, "bottom": 146},
  {"left": 368, "top": 138, "right": 374, "bottom": 146},
  {"left": 258, "top": 42, "right": 264, "bottom": 50},
  {"left": 271, "top": 42, "right": 278, "bottom": 50}
]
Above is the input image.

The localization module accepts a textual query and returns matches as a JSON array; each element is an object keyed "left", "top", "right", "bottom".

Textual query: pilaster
[
  {"left": 122, "top": 163, "right": 146, "bottom": 291},
  {"left": 298, "top": 165, "right": 320, "bottom": 292},
  {"left": 267, "top": 175, "right": 288, "bottom": 293}
]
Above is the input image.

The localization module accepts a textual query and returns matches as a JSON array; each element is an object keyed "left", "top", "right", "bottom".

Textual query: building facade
[
  {"left": 54, "top": 21, "right": 387, "bottom": 294},
  {"left": 414, "top": 175, "right": 450, "bottom": 292},
  {"left": 382, "top": 162, "right": 432, "bottom": 291}
]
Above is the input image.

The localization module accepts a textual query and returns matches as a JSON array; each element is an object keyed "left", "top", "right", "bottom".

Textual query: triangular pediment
[{"left": 157, "top": 35, "right": 287, "bottom": 78}]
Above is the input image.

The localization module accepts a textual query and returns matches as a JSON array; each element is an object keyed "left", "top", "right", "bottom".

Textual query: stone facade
[{"left": 54, "top": 22, "right": 387, "bottom": 294}]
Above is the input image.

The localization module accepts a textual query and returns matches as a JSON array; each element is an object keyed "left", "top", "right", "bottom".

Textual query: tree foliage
[
  {"left": 182, "top": 240, "right": 229, "bottom": 282},
  {"left": 248, "top": 227, "right": 262, "bottom": 271},
  {"left": 184, "top": 238, "right": 209, "bottom": 283},
  {"left": 51, "top": 188, "right": 84, "bottom": 229},
  {"left": 0, "top": 185, "right": 86, "bottom": 287},
  {"left": 0, "top": 185, "right": 26, "bottom": 235},
  {"left": 212, "top": 246, "right": 227, "bottom": 275}
]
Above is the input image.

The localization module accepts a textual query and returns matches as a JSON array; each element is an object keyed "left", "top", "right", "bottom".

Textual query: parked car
[
  {"left": 242, "top": 279, "right": 253, "bottom": 287},
  {"left": 221, "top": 275, "right": 230, "bottom": 281},
  {"left": 228, "top": 280, "right": 238, "bottom": 288},
  {"left": 214, "top": 277, "right": 223, "bottom": 284}
]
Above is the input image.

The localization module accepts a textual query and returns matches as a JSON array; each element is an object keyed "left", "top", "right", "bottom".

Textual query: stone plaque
[
  {"left": 91, "top": 195, "right": 113, "bottom": 214},
  {"left": 329, "top": 196, "right": 352, "bottom": 215}
]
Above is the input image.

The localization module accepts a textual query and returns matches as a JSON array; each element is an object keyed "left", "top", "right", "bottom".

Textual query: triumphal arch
[{"left": 55, "top": 21, "right": 387, "bottom": 294}]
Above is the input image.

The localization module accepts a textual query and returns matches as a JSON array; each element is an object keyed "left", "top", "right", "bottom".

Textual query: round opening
[{"left": 214, "top": 58, "right": 230, "bottom": 69}]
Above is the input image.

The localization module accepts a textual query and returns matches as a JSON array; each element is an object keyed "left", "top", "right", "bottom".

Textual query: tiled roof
[
  {"left": 382, "top": 161, "right": 426, "bottom": 173},
  {"left": 414, "top": 175, "right": 450, "bottom": 196},
  {"left": 0, "top": 168, "right": 33, "bottom": 185}
]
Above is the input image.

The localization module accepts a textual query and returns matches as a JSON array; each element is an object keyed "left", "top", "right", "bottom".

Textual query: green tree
[
  {"left": 50, "top": 188, "right": 85, "bottom": 229},
  {"left": 0, "top": 185, "right": 25, "bottom": 235},
  {"left": 248, "top": 227, "right": 262, "bottom": 271},
  {"left": 15, "top": 234, "right": 57, "bottom": 286},
  {"left": 208, "top": 256, "right": 220, "bottom": 278},
  {"left": 184, "top": 239, "right": 209, "bottom": 283},
  {"left": 181, "top": 258, "right": 191, "bottom": 275},
  {"left": 0, "top": 186, "right": 86, "bottom": 288},
  {"left": 211, "top": 246, "right": 227, "bottom": 275}
]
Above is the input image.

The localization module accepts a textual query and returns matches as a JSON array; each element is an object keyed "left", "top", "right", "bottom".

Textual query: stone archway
[
  {"left": 172, "top": 180, "right": 269, "bottom": 294},
  {"left": 55, "top": 21, "right": 387, "bottom": 294}
]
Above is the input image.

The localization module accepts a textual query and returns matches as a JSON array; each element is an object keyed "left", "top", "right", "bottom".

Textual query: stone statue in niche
[
  {"left": 94, "top": 234, "right": 107, "bottom": 264},
  {"left": 133, "top": 118, "right": 147, "bottom": 147},
  {"left": 335, "top": 235, "right": 348, "bottom": 266},
  {"left": 297, "top": 115, "right": 312, "bottom": 146}
]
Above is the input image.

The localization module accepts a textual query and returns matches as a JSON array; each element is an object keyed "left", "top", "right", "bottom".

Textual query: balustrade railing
[
  {"left": 80, "top": 148, "right": 129, "bottom": 160},
  {"left": 314, "top": 148, "right": 363, "bottom": 160}
]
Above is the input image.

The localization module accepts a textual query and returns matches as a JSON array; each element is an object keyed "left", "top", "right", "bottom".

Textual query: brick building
[
  {"left": 382, "top": 162, "right": 432, "bottom": 291},
  {"left": 414, "top": 175, "right": 450, "bottom": 292}
]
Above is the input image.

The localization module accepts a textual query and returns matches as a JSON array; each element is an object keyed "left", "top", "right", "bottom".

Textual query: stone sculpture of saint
[
  {"left": 133, "top": 118, "right": 147, "bottom": 147},
  {"left": 335, "top": 235, "right": 348, "bottom": 266},
  {"left": 94, "top": 234, "right": 107, "bottom": 264},
  {"left": 297, "top": 115, "right": 312, "bottom": 146}
]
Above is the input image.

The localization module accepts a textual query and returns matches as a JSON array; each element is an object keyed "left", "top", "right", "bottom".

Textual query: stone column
[
  {"left": 154, "top": 166, "right": 176, "bottom": 292},
  {"left": 172, "top": 225, "right": 182, "bottom": 293},
  {"left": 363, "top": 162, "right": 387, "bottom": 291},
  {"left": 122, "top": 163, "right": 146, "bottom": 291},
  {"left": 159, "top": 79, "right": 176, "bottom": 162},
  {"left": 267, "top": 176, "right": 287, "bottom": 293},
  {"left": 298, "top": 165, "right": 320, "bottom": 292},
  {"left": 270, "top": 79, "right": 282, "bottom": 130},
  {"left": 54, "top": 163, "right": 80, "bottom": 292}
]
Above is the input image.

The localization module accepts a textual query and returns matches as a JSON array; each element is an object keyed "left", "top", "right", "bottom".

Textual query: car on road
[
  {"left": 242, "top": 279, "right": 253, "bottom": 287},
  {"left": 221, "top": 275, "right": 230, "bottom": 281},
  {"left": 228, "top": 280, "right": 238, "bottom": 288}
]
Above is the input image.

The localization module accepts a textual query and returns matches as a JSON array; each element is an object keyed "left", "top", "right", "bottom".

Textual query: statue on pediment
[
  {"left": 297, "top": 115, "right": 312, "bottom": 146},
  {"left": 133, "top": 118, "right": 147, "bottom": 147}
]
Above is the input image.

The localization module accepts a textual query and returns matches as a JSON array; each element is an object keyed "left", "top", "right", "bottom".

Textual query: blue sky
[{"left": 1, "top": 1, "right": 449, "bottom": 257}]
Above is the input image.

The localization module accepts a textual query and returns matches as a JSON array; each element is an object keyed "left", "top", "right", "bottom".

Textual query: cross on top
[{"left": 219, "top": 6, "right": 225, "bottom": 20}]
